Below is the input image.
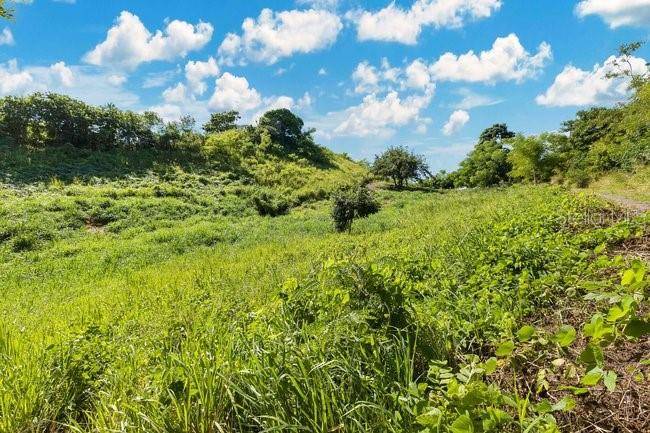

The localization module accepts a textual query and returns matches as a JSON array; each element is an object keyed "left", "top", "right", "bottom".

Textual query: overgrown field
[{"left": 1, "top": 164, "right": 648, "bottom": 433}]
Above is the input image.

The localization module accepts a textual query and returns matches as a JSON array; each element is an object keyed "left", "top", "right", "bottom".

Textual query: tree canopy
[
  {"left": 372, "top": 146, "right": 429, "bottom": 189},
  {"left": 203, "top": 111, "right": 240, "bottom": 135},
  {"left": 478, "top": 123, "right": 515, "bottom": 144},
  {"left": 257, "top": 109, "right": 313, "bottom": 150},
  {"left": 507, "top": 134, "right": 556, "bottom": 184},
  {"left": 453, "top": 124, "right": 514, "bottom": 187}
]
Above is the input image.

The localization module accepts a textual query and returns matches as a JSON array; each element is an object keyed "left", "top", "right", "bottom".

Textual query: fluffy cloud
[
  {"left": 208, "top": 72, "right": 262, "bottom": 112},
  {"left": 352, "top": 58, "right": 431, "bottom": 94},
  {"left": 218, "top": 8, "right": 342, "bottom": 65},
  {"left": 50, "top": 62, "right": 75, "bottom": 87},
  {"left": 348, "top": 0, "right": 502, "bottom": 45},
  {"left": 0, "top": 60, "right": 139, "bottom": 107},
  {"left": 84, "top": 11, "right": 213, "bottom": 70},
  {"left": 162, "top": 83, "right": 188, "bottom": 104},
  {"left": 0, "top": 28, "right": 14, "bottom": 46},
  {"left": 536, "top": 55, "right": 648, "bottom": 107},
  {"left": 0, "top": 60, "right": 33, "bottom": 95},
  {"left": 334, "top": 87, "right": 434, "bottom": 137},
  {"left": 185, "top": 57, "right": 220, "bottom": 95},
  {"left": 430, "top": 34, "right": 551, "bottom": 83},
  {"left": 405, "top": 59, "right": 432, "bottom": 89},
  {"left": 576, "top": 0, "right": 650, "bottom": 28},
  {"left": 0, "top": 60, "right": 74, "bottom": 94},
  {"left": 352, "top": 61, "right": 381, "bottom": 93},
  {"left": 442, "top": 109, "right": 470, "bottom": 135}
]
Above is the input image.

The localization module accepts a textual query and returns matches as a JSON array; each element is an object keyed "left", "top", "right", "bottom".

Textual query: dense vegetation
[{"left": 1, "top": 183, "right": 648, "bottom": 432}]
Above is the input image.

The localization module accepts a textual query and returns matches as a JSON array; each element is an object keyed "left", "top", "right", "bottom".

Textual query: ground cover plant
[{"left": 1, "top": 179, "right": 648, "bottom": 432}]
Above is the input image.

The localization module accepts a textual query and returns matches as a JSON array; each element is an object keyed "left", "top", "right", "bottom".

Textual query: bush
[
  {"left": 252, "top": 189, "right": 291, "bottom": 217},
  {"left": 331, "top": 185, "right": 380, "bottom": 233}
]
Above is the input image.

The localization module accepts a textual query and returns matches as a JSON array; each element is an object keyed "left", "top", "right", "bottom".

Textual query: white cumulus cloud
[
  {"left": 430, "top": 34, "right": 552, "bottom": 83},
  {"left": 185, "top": 57, "right": 220, "bottom": 96},
  {"left": 208, "top": 72, "right": 262, "bottom": 112},
  {"left": 218, "top": 8, "right": 342, "bottom": 65},
  {"left": 334, "top": 87, "right": 434, "bottom": 137},
  {"left": 536, "top": 55, "right": 648, "bottom": 107},
  {"left": 348, "top": 0, "right": 502, "bottom": 45},
  {"left": 442, "top": 109, "right": 470, "bottom": 135},
  {"left": 576, "top": 0, "right": 650, "bottom": 28},
  {"left": 84, "top": 11, "right": 213, "bottom": 70}
]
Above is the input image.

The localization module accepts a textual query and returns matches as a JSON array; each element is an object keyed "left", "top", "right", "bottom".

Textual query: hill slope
[{"left": 1, "top": 181, "right": 648, "bottom": 432}]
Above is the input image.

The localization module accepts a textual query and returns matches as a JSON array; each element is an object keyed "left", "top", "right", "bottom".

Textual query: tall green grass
[{"left": 2, "top": 182, "right": 645, "bottom": 432}]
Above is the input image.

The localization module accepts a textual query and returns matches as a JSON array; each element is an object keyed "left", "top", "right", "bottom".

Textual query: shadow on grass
[{"left": 0, "top": 141, "right": 340, "bottom": 185}]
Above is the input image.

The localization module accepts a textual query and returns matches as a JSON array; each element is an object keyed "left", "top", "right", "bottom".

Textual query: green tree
[
  {"left": 257, "top": 108, "right": 313, "bottom": 150},
  {"left": 0, "top": 0, "right": 12, "bottom": 19},
  {"left": 478, "top": 123, "right": 515, "bottom": 144},
  {"left": 607, "top": 41, "right": 649, "bottom": 91},
  {"left": 203, "top": 111, "right": 240, "bottom": 134},
  {"left": 372, "top": 146, "right": 429, "bottom": 189},
  {"left": 508, "top": 134, "right": 555, "bottom": 183},
  {"left": 331, "top": 185, "right": 380, "bottom": 233},
  {"left": 454, "top": 124, "right": 515, "bottom": 187}
]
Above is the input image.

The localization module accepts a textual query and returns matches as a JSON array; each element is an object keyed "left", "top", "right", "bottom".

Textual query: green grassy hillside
[
  {"left": 1, "top": 175, "right": 648, "bottom": 432},
  {"left": 587, "top": 166, "right": 650, "bottom": 203},
  {"left": 0, "top": 140, "right": 367, "bottom": 258}
]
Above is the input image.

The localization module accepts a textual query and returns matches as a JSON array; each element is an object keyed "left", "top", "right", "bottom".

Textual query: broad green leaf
[
  {"left": 625, "top": 318, "right": 650, "bottom": 339},
  {"left": 535, "top": 399, "right": 552, "bottom": 414},
  {"left": 552, "top": 325, "right": 576, "bottom": 347},
  {"left": 581, "top": 368, "right": 603, "bottom": 386},
  {"left": 450, "top": 413, "right": 474, "bottom": 433},
  {"left": 559, "top": 385, "right": 589, "bottom": 395},
  {"left": 583, "top": 314, "right": 614, "bottom": 343},
  {"left": 579, "top": 344, "right": 604, "bottom": 369},
  {"left": 607, "top": 296, "right": 635, "bottom": 323},
  {"left": 603, "top": 370, "right": 617, "bottom": 392},
  {"left": 495, "top": 341, "right": 515, "bottom": 357},
  {"left": 517, "top": 325, "right": 535, "bottom": 342},
  {"left": 552, "top": 396, "right": 576, "bottom": 412},
  {"left": 483, "top": 357, "right": 498, "bottom": 375},
  {"left": 416, "top": 408, "right": 442, "bottom": 427},
  {"left": 621, "top": 269, "right": 636, "bottom": 286}
]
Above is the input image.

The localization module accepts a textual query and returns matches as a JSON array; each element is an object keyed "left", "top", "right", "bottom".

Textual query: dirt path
[{"left": 597, "top": 193, "right": 650, "bottom": 213}]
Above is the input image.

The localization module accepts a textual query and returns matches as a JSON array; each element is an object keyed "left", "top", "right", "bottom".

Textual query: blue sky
[{"left": 1, "top": 0, "right": 649, "bottom": 171}]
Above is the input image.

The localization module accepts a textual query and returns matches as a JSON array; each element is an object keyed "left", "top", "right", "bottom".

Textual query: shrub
[
  {"left": 252, "top": 189, "right": 291, "bottom": 217},
  {"left": 331, "top": 185, "right": 380, "bottom": 233}
]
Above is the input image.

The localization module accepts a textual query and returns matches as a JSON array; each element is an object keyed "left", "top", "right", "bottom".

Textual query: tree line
[{"left": 0, "top": 93, "right": 324, "bottom": 162}]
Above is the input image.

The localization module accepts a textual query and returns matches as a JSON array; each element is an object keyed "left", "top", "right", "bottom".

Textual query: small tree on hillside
[
  {"left": 257, "top": 109, "right": 310, "bottom": 146},
  {"left": 203, "top": 111, "right": 240, "bottom": 134},
  {"left": 508, "top": 134, "right": 557, "bottom": 183},
  {"left": 331, "top": 185, "right": 380, "bottom": 233},
  {"left": 372, "top": 146, "right": 429, "bottom": 189}
]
